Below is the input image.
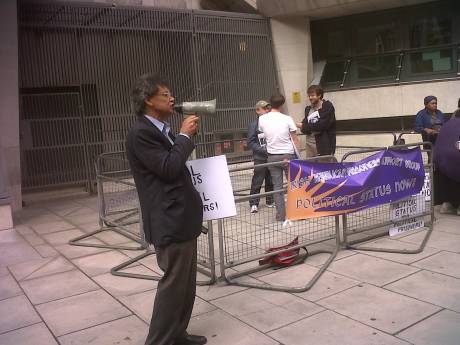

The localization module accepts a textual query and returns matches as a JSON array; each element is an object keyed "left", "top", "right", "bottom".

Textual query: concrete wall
[
  {"left": 0, "top": 0, "right": 21, "bottom": 215},
  {"left": 326, "top": 80, "right": 460, "bottom": 121},
  {"left": 270, "top": 17, "right": 313, "bottom": 122},
  {"left": 31, "top": 0, "right": 202, "bottom": 9}
]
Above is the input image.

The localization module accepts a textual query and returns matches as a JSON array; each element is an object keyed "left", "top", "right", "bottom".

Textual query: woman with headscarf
[
  {"left": 433, "top": 111, "right": 460, "bottom": 215},
  {"left": 415, "top": 95, "right": 445, "bottom": 147}
]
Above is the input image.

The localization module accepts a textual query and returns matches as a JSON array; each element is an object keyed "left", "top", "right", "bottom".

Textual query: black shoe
[{"left": 175, "top": 334, "right": 207, "bottom": 345}]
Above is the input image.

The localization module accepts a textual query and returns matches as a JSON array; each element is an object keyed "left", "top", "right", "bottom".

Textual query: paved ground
[{"left": 1, "top": 194, "right": 460, "bottom": 345}]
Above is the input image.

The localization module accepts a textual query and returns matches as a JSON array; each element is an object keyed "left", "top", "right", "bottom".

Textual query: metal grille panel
[{"left": 18, "top": 3, "right": 278, "bottom": 190}]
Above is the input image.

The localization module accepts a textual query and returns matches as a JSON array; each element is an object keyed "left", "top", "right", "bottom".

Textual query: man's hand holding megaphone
[{"left": 180, "top": 115, "right": 200, "bottom": 137}]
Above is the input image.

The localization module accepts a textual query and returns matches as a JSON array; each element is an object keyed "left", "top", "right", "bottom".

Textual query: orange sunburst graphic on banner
[{"left": 286, "top": 164, "right": 365, "bottom": 220}]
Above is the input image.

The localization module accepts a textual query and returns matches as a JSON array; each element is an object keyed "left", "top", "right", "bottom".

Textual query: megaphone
[{"left": 174, "top": 99, "right": 216, "bottom": 117}]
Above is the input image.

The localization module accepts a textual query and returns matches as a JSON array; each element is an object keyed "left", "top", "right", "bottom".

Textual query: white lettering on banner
[
  {"left": 418, "top": 172, "right": 431, "bottom": 201},
  {"left": 390, "top": 196, "right": 426, "bottom": 221},
  {"left": 389, "top": 217, "right": 424, "bottom": 237},
  {"left": 186, "top": 155, "right": 237, "bottom": 221}
]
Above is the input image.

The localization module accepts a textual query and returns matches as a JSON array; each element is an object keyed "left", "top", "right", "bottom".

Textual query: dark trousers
[
  {"left": 145, "top": 239, "right": 197, "bottom": 345},
  {"left": 249, "top": 159, "right": 274, "bottom": 206}
]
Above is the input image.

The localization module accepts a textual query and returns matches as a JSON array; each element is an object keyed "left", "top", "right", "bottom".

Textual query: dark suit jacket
[
  {"left": 126, "top": 115, "right": 203, "bottom": 247},
  {"left": 247, "top": 118, "right": 268, "bottom": 161},
  {"left": 301, "top": 100, "right": 336, "bottom": 156}
]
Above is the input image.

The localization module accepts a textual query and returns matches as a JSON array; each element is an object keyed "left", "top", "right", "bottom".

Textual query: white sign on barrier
[
  {"left": 186, "top": 155, "right": 237, "bottom": 221},
  {"left": 418, "top": 172, "right": 431, "bottom": 201},
  {"left": 390, "top": 196, "right": 425, "bottom": 221},
  {"left": 389, "top": 217, "right": 424, "bottom": 237}
]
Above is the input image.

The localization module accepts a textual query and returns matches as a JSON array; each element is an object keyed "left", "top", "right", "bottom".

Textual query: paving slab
[
  {"left": 398, "top": 310, "right": 460, "bottom": 345},
  {"left": 54, "top": 239, "right": 112, "bottom": 259},
  {"left": 14, "top": 224, "right": 34, "bottom": 235},
  {"left": 398, "top": 230, "right": 460, "bottom": 253},
  {"left": 0, "top": 323, "right": 58, "bottom": 345},
  {"left": 195, "top": 277, "right": 254, "bottom": 301},
  {"left": 65, "top": 212, "right": 100, "bottom": 226},
  {"left": 20, "top": 269, "right": 99, "bottom": 305},
  {"left": 93, "top": 265, "right": 158, "bottom": 297},
  {"left": 119, "top": 289, "right": 215, "bottom": 323},
  {"left": 268, "top": 310, "right": 410, "bottom": 345},
  {"left": 327, "top": 253, "right": 420, "bottom": 286},
  {"left": 432, "top": 217, "right": 460, "bottom": 235},
  {"left": 256, "top": 263, "right": 324, "bottom": 289},
  {"left": 353, "top": 237, "right": 440, "bottom": 264},
  {"left": 318, "top": 284, "right": 441, "bottom": 334},
  {"left": 0, "top": 230, "right": 41, "bottom": 271},
  {"left": 385, "top": 270, "right": 460, "bottom": 312},
  {"left": 21, "top": 232, "right": 45, "bottom": 246},
  {"left": 212, "top": 289, "right": 275, "bottom": 317},
  {"left": 188, "top": 309, "right": 279, "bottom": 345},
  {"left": 258, "top": 264, "right": 361, "bottom": 301},
  {"left": 72, "top": 250, "right": 131, "bottom": 277},
  {"left": 36, "top": 289, "right": 131, "bottom": 337},
  {"left": 31, "top": 220, "right": 76, "bottom": 235},
  {"left": 411, "top": 251, "right": 460, "bottom": 278},
  {"left": 33, "top": 244, "right": 59, "bottom": 258},
  {"left": 8, "top": 256, "right": 74, "bottom": 281},
  {"left": 58, "top": 315, "right": 147, "bottom": 345},
  {"left": 0, "top": 274, "right": 22, "bottom": 301},
  {"left": 227, "top": 289, "right": 324, "bottom": 332},
  {"left": 0, "top": 295, "right": 41, "bottom": 334},
  {"left": 42, "top": 229, "right": 85, "bottom": 245}
]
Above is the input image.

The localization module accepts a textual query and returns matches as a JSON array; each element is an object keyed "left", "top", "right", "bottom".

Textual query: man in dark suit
[{"left": 126, "top": 73, "right": 206, "bottom": 345}]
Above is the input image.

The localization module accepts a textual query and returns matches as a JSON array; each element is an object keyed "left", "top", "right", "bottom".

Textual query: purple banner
[{"left": 286, "top": 148, "right": 425, "bottom": 220}]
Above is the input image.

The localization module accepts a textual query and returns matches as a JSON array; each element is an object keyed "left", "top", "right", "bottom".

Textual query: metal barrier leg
[
  {"left": 69, "top": 226, "right": 147, "bottom": 251},
  {"left": 110, "top": 224, "right": 216, "bottom": 286}
]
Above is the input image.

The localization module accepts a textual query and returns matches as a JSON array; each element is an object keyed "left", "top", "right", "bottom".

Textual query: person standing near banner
[
  {"left": 126, "top": 73, "right": 207, "bottom": 345},
  {"left": 433, "top": 110, "right": 460, "bottom": 215},
  {"left": 258, "top": 93, "right": 299, "bottom": 222},
  {"left": 297, "top": 85, "right": 336, "bottom": 157},
  {"left": 415, "top": 95, "right": 445, "bottom": 147},
  {"left": 247, "top": 100, "right": 275, "bottom": 213}
]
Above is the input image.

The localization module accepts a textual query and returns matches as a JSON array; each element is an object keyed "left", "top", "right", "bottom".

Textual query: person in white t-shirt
[{"left": 258, "top": 94, "right": 300, "bottom": 222}]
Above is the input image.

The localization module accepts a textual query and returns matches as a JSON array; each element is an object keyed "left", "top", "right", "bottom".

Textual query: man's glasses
[{"left": 158, "top": 92, "right": 173, "bottom": 98}]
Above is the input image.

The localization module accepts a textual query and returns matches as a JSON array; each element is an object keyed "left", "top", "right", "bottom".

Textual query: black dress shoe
[{"left": 175, "top": 334, "right": 207, "bottom": 345}]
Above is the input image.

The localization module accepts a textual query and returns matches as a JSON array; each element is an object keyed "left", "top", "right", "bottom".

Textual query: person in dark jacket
[
  {"left": 298, "top": 85, "right": 336, "bottom": 156},
  {"left": 126, "top": 74, "right": 207, "bottom": 345},
  {"left": 247, "top": 100, "right": 274, "bottom": 213},
  {"left": 433, "top": 110, "right": 460, "bottom": 215},
  {"left": 415, "top": 95, "right": 445, "bottom": 147}
]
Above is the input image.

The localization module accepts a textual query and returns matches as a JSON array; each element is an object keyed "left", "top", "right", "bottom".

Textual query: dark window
[
  {"left": 355, "top": 23, "right": 399, "bottom": 55},
  {"left": 321, "top": 60, "right": 346, "bottom": 85},
  {"left": 408, "top": 48, "right": 454, "bottom": 74},
  {"left": 410, "top": 17, "right": 452, "bottom": 48},
  {"left": 353, "top": 54, "right": 399, "bottom": 81}
]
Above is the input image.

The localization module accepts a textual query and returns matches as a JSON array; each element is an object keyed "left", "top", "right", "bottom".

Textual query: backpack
[{"left": 258, "top": 236, "right": 308, "bottom": 267}]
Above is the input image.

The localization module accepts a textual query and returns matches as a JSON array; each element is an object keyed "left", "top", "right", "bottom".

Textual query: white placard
[
  {"left": 186, "top": 155, "right": 236, "bottom": 221},
  {"left": 418, "top": 172, "right": 431, "bottom": 202},
  {"left": 389, "top": 217, "right": 424, "bottom": 237},
  {"left": 390, "top": 196, "right": 426, "bottom": 221}
]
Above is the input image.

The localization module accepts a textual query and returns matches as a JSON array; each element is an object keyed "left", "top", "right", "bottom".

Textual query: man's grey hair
[{"left": 131, "top": 73, "right": 169, "bottom": 116}]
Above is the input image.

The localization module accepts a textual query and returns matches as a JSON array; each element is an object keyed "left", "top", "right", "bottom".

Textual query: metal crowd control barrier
[
  {"left": 217, "top": 157, "right": 341, "bottom": 292},
  {"left": 68, "top": 151, "right": 216, "bottom": 285},
  {"left": 69, "top": 152, "right": 146, "bottom": 251},
  {"left": 341, "top": 142, "right": 434, "bottom": 254}
]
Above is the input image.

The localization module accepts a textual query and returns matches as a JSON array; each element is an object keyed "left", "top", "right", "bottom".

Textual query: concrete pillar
[
  {"left": 0, "top": 0, "right": 21, "bottom": 227},
  {"left": 270, "top": 17, "right": 313, "bottom": 122}
]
